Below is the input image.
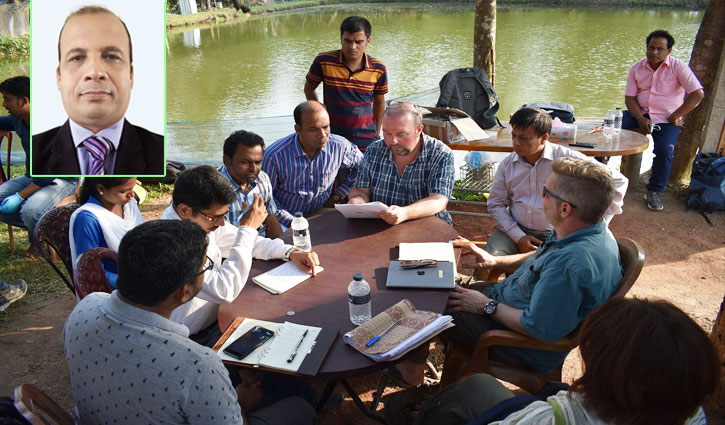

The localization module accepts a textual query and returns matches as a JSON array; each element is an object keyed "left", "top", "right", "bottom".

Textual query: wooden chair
[
  {"left": 440, "top": 237, "right": 645, "bottom": 393},
  {"left": 75, "top": 247, "right": 116, "bottom": 300},
  {"left": 1, "top": 131, "right": 16, "bottom": 254},
  {"left": 33, "top": 204, "right": 80, "bottom": 294},
  {"left": 13, "top": 383, "right": 74, "bottom": 425}
]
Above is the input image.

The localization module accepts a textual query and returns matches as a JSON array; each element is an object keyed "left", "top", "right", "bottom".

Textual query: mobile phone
[
  {"left": 223, "top": 326, "right": 275, "bottom": 360},
  {"left": 569, "top": 142, "right": 596, "bottom": 148}
]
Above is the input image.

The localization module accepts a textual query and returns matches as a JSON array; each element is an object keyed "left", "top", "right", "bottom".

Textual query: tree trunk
[
  {"left": 705, "top": 295, "right": 725, "bottom": 417},
  {"left": 473, "top": 0, "right": 496, "bottom": 86},
  {"left": 669, "top": 0, "right": 725, "bottom": 186}
]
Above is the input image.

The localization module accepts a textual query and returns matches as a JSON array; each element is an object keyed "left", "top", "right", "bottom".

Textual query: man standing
[
  {"left": 161, "top": 166, "right": 319, "bottom": 345},
  {"left": 64, "top": 219, "right": 315, "bottom": 425},
  {"left": 32, "top": 6, "right": 163, "bottom": 176},
  {"left": 485, "top": 108, "right": 627, "bottom": 255},
  {"left": 0, "top": 76, "right": 77, "bottom": 247},
  {"left": 624, "top": 29, "right": 704, "bottom": 211},
  {"left": 348, "top": 101, "right": 455, "bottom": 225},
  {"left": 304, "top": 16, "right": 387, "bottom": 150},
  {"left": 220, "top": 129, "right": 283, "bottom": 238},
  {"left": 263, "top": 101, "right": 363, "bottom": 227}
]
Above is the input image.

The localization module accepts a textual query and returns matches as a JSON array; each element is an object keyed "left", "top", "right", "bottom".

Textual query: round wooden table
[{"left": 218, "top": 211, "right": 460, "bottom": 380}]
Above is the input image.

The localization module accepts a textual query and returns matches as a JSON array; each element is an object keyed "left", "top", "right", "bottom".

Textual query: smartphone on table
[{"left": 223, "top": 326, "right": 275, "bottom": 360}]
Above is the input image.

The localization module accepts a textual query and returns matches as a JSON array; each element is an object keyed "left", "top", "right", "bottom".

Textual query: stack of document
[
  {"left": 398, "top": 242, "right": 457, "bottom": 266},
  {"left": 334, "top": 202, "right": 388, "bottom": 219},
  {"left": 344, "top": 299, "right": 454, "bottom": 362}
]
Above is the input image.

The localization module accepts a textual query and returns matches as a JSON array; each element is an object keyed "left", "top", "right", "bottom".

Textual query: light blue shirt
[
  {"left": 69, "top": 118, "right": 123, "bottom": 175},
  {"left": 487, "top": 221, "right": 622, "bottom": 371}
]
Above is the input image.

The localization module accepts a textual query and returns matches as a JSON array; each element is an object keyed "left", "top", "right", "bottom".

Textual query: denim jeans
[
  {"left": 0, "top": 176, "right": 78, "bottom": 237},
  {"left": 622, "top": 111, "right": 681, "bottom": 192}
]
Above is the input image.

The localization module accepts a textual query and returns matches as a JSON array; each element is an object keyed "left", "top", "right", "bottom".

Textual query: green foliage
[
  {"left": 0, "top": 34, "right": 30, "bottom": 61},
  {"left": 141, "top": 182, "right": 174, "bottom": 201},
  {"left": 452, "top": 180, "right": 488, "bottom": 202}
]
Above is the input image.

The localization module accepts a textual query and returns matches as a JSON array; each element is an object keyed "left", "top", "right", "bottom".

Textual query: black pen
[{"left": 287, "top": 330, "right": 308, "bottom": 363}]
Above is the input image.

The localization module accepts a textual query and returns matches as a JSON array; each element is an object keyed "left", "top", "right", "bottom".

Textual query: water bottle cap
[
  {"left": 294, "top": 212, "right": 303, "bottom": 217},
  {"left": 616, "top": 106, "right": 621, "bottom": 110},
  {"left": 353, "top": 273, "right": 363, "bottom": 281}
]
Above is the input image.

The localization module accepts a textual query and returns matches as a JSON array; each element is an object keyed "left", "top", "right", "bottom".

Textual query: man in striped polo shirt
[{"left": 304, "top": 16, "right": 388, "bottom": 151}]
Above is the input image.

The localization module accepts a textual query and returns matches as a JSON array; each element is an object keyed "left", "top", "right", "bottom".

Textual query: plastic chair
[
  {"left": 1, "top": 131, "right": 15, "bottom": 254},
  {"left": 440, "top": 237, "right": 645, "bottom": 393},
  {"left": 33, "top": 204, "right": 80, "bottom": 294},
  {"left": 75, "top": 247, "right": 116, "bottom": 300},
  {"left": 13, "top": 383, "right": 74, "bottom": 425}
]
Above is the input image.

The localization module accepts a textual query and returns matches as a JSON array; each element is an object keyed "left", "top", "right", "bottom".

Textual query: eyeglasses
[
  {"left": 193, "top": 208, "right": 228, "bottom": 225},
  {"left": 400, "top": 259, "right": 438, "bottom": 269},
  {"left": 542, "top": 186, "right": 577, "bottom": 208},
  {"left": 195, "top": 255, "right": 214, "bottom": 276},
  {"left": 386, "top": 100, "right": 420, "bottom": 113}
]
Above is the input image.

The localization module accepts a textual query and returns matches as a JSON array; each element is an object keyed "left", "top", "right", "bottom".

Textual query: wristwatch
[
  {"left": 483, "top": 301, "right": 499, "bottom": 317},
  {"left": 283, "top": 247, "right": 297, "bottom": 261}
]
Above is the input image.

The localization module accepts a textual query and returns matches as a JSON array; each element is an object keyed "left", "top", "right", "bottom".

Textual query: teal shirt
[{"left": 487, "top": 221, "right": 622, "bottom": 371}]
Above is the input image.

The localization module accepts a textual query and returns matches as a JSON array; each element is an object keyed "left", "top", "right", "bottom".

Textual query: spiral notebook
[{"left": 213, "top": 317, "right": 337, "bottom": 376}]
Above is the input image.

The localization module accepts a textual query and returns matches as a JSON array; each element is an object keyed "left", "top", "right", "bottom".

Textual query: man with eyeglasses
[
  {"left": 391, "top": 157, "right": 622, "bottom": 387},
  {"left": 160, "top": 165, "right": 319, "bottom": 347},
  {"left": 623, "top": 29, "right": 704, "bottom": 211},
  {"left": 484, "top": 108, "right": 627, "bottom": 256},
  {"left": 348, "top": 101, "right": 455, "bottom": 226},
  {"left": 64, "top": 220, "right": 316, "bottom": 425}
]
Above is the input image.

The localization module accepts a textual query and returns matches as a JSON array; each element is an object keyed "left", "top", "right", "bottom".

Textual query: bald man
[
  {"left": 262, "top": 101, "right": 363, "bottom": 226},
  {"left": 32, "top": 5, "right": 163, "bottom": 176}
]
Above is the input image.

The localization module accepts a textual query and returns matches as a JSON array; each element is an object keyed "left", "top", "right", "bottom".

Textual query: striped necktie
[{"left": 81, "top": 135, "right": 114, "bottom": 175}]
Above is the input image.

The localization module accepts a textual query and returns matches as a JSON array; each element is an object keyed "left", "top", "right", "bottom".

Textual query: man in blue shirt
[
  {"left": 0, "top": 76, "right": 77, "bottom": 250},
  {"left": 394, "top": 157, "right": 622, "bottom": 386},
  {"left": 348, "top": 101, "right": 455, "bottom": 225},
  {"left": 219, "top": 129, "right": 282, "bottom": 238}
]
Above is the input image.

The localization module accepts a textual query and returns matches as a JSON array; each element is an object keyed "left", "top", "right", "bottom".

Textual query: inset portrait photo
[{"left": 31, "top": 0, "right": 165, "bottom": 177}]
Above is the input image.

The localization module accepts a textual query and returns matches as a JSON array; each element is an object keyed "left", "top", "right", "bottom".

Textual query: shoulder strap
[{"left": 548, "top": 398, "right": 567, "bottom": 425}]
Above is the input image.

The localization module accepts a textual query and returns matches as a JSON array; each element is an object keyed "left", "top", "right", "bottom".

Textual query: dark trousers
[{"left": 622, "top": 111, "right": 681, "bottom": 192}]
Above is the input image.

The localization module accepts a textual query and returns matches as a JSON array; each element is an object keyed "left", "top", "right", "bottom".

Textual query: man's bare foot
[{"left": 394, "top": 361, "right": 426, "bottom": 387}]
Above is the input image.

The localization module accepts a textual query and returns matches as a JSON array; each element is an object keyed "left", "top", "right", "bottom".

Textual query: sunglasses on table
[{"left": 400, "top": 259, "right": 438, "bottom": 269}]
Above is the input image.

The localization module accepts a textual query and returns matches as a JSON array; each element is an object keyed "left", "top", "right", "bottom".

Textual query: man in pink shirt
[{"left": 624, "top": 29, "right": 704, "bottom": 211}]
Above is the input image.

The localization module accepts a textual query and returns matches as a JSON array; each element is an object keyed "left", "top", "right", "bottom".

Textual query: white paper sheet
[
  {"left": 398, "top": 242, "right": 456, "bottom": 265},
  {"left": 252, "top": 262, "right": 324, "bottom": 294},
  {"left": 334, "top": 202, "right": 389, "bottom": 219}
]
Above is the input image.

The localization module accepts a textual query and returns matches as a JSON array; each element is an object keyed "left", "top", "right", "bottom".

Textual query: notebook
[
  {"left": 252, "top": 261, "right": 324, "bottom": 294},
  {"left": 213, "top": 317, "right": 337, "bottom": 376},
  {"left": 385, "top": 260, "right": 455, "bottom": 289}
]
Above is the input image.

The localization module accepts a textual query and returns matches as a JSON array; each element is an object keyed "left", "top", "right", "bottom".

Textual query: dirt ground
[{"left": 1, "top": 179, "right": 723, "bottom": 423}]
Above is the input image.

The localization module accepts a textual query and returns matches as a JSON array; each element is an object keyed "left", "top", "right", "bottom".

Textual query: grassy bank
[
  {"left": 166, "top": 0, "right": 708, "bottom": 28},
  {"left": 0, "top": 34, "right": 29, "bottom": 61}
]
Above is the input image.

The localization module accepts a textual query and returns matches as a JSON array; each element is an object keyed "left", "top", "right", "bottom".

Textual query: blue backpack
[{"left": 685, "top": 152, "right": 725, "bottom": 226}]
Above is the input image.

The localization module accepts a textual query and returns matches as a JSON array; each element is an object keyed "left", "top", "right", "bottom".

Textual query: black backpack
[
  {"left": 520, "top": 102, "right": 576, "bottom": 123},
  {"left": 437, "top": 68, "right": 500, "bottom": 129},
  {"left": 684, "top": 152, "right": 725, "bottom": 226}
]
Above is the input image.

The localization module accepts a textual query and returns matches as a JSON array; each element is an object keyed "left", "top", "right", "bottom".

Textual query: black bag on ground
[
  {"left": 437, "top": 68, "right": 500, "bottom": 129},
  {"left": 138, "top": 160, "right": 186, "bottom": 185},
  {"left": 520, "top": 102, "right": 575, "bottom": 123},
  {"left": 684, "top": 152, "right": 725, "bottom": 226}
]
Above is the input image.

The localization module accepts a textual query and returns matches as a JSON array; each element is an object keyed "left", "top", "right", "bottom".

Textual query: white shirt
[
  {"left": 161, "top": 205, "right": 292, "bottom": 335},
  {"left": 69, "top": 117, "right": 123, "bottom": 175},
  {"left": 487, "top": 142, "right": 628, "bottom": 243}
]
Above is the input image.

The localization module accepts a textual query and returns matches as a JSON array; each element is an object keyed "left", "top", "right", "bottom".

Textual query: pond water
[{"left": 165, "top": 4, "right": 702, "bottom": 163}]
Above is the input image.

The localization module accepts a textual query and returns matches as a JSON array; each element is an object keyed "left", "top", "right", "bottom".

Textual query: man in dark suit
[{"left": 32, "top": 6, "right": 163, "bottom": 176}]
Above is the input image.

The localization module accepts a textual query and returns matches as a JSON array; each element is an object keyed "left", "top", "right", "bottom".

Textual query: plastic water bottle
[
  {"left": 291, "top": 212, "right": 311, "bottom": 252},
  {"left": 603, "top": 110, "right": 615, "bottom": 140},
  {"left": 613, "top": 107, "right": 623, "bottom": 136},
  {"left": 348, "top": 273, "right": 371, "bottom": 325}
]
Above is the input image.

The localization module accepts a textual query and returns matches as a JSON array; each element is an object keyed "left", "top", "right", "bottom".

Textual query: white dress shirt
[
  {"left": 487, "top": 142, "right": 628, "bottom": 243},
  {"left": 161, "top": 205, "right": 293, "bottom": 335}
]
